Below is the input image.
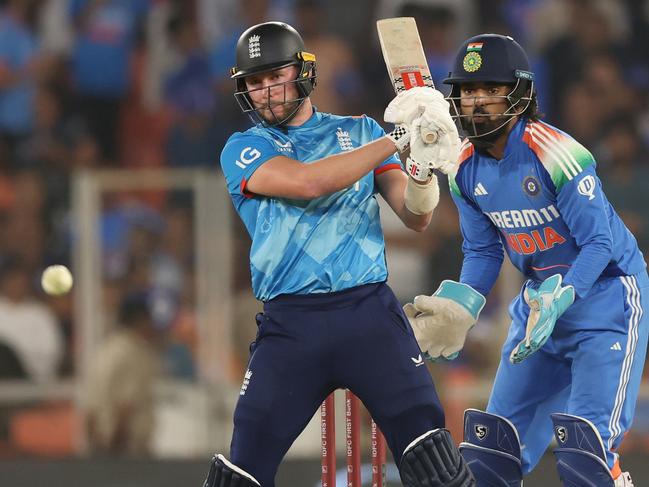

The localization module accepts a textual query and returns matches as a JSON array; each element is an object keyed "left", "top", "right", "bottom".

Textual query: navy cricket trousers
[{"left": 229, "top": 282, "right": 445, "bottom": 486}]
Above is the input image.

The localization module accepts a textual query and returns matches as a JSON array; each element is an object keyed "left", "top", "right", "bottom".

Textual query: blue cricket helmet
[
  {"left": 443, "top": 34, "right": 537, "bottom": 146},
  {"left": 443, "top": 33, "right": 534, "bottom": 86}
]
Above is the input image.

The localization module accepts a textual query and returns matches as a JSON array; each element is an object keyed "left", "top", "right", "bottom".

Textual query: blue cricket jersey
[
  {"left": 220, "top": 110, "right": 402, "bottom": 301},
  {"left": 450, "top": 118, "right": 645, "bottom": 298}
]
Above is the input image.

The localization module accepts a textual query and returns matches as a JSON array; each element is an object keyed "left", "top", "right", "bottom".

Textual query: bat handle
[{"left": 421, "top": 127, "right": 438, "bottom": 144}]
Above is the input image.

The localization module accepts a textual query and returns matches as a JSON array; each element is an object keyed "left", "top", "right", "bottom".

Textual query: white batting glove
[
  {"left": 385, "top": 124, "right": 410, "bottom": 153},
  {"left": 384, "top": 87, "right": 448, "bottom": 126},
  {"left": 409, "top": 116, "right": 461, "bottom": 175},
  {"left": 405, "top": 157, "right": 434, "bottom": 182}
]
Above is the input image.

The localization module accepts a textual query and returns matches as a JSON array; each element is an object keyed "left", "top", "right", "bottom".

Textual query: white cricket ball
[{"left": 41, "top": 265, "right": 74, "bottom": 296}]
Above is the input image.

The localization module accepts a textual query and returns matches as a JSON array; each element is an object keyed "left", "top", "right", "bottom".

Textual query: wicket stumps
[{"left": 321, "top": 390, "right": 387, "bottom": 486}]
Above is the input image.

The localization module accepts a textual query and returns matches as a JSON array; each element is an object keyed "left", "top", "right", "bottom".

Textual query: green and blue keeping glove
[
  {"left": 509, "top": 274, "right": 575, "bottom": 364},
  {"left": 403, "top": 280, "right": 486, "bottom": 362}
]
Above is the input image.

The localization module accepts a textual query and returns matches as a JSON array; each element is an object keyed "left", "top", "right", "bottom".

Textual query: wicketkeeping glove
[
  {"left": 509, "top": 274, "right": 575, "bottom": 364},
  {"left": 403, "top": 280, "right": 486, "bottom": 361}
]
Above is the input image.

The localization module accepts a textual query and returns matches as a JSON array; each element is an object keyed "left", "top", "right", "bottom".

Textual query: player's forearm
[
  {"left": 301, "top": 137, "right": 398, "bottom": 198},
  {"left": 460, "top": 250, "right": 504, "bottom": 296},
  {"left": 399, "top": 207, "right": 432, "bottom": 232},
  {"left": 563, "top": 240, "right": 612, "bottom": 298},
  {"left": 393, "top": 185, "right": 437, "bottom": 232}
]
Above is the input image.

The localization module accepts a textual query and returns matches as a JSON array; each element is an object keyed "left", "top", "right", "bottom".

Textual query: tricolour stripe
[
  {"left": 524, "top": 126, "right": 577, "bottom": 180},
  {"left": 532, "top": 123, "right": 582, "bottom": 175},
  {"left": 608, "top": 276, "right": 642, "bottom": 451}
]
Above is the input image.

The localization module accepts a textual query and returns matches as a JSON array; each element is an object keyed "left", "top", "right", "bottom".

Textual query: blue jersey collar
[
  {"left": 503, "top": 118, "right": 528, "bottom": 158},
  {"left": 285, "top": 107, "right": 322, "bottom": 130},
  {"left": 264, "top": 108, "right": 322, "bottom": 133}
]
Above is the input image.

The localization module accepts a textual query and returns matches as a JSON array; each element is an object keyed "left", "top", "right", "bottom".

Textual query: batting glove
[
  {"left": 408, "top": 115, "right": 461, "bottom": 175},
  {"left": 384, "top": 86, "right": 448, "bottom": 127},
  {"left": 386, "top": 124, "right": 411, "bottom": 153}
]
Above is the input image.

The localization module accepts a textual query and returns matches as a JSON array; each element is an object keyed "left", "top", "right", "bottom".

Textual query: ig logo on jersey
[
  {"left": 474, "top": 424, "right": 489, "bottom": 441},
  {"left": 577, "top": 175, "right": 596, "bottom": 200},
  {"left": 235, "top": 147, "right": 261, "bottom": 169}
]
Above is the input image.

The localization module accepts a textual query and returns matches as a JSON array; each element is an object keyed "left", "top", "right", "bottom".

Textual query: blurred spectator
[
  {"left": 294, "top": 0, "right": 363, "bottom": 114},
  {"left": 1, "top": 171, "right": 48, "bottom": 271},
  {"left": 0, "top": 256, "right": 64, "bottom": 382},
  {"left": 164, "top": 12, "right": 222, "bottom": 168},
  {"left": 398, "top": 3, "right": 458, "bottom": 92},
  {"left": 596, "top": 117, "right": 649, "bottom": 251},
  {"left": 14, "top": 83, "right": 76, "bottom": 169},
  {"left": 84, "top": 291, "right": 161, "bottom": 455},
  {"left": 68, "top": 0, "right": 151, "bottom": 163},
  {"left": 0, "top": 341, "right": 25, "bottom": 379},
  {"left": 100, "top": 194, "right": 164, "bottom": 280},
  {"left": 0, "top": 0, "right": 50, "bottom": 163},
  {"left": 208, "top": 0, "right": 268, "bottom": 135},
  {"left": 557, "top": 83, "right": 603, "bottom": 149},
  {"left": 540, "top": 0, "right": 630, "bottom": 123}
]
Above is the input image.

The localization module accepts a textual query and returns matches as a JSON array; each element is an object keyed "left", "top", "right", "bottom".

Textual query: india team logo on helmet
[
  {"left": 463, "top": 41, "right": 483, "bottom": 73},
  {"left": 444, "top": 34, "right": 536, "bottom": 144},
  {"left": 463, "top": 52, "right": 482, "bottom": 72}
]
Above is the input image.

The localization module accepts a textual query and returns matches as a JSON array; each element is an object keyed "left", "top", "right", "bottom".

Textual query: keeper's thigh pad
[
  {"left": 551, "top": 413, "right": 616, "bottom": 487},
  {"left": 459, "top": 409, "right": 523, "bottom": 487}
]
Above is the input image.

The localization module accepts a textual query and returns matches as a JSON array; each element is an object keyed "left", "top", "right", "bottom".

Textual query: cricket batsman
[
  {"left": 401, "top": 33, "right": 647, "bottom": 486},
  {"left": 201, "top": 21, "right": 476, "bottom": 486}
]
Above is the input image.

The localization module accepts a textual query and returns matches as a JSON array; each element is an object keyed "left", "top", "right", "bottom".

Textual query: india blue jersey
[
  {"left": 450, "top": 118, "right": 646, "bottom": 298},
  {"left": 220, "top": 110, "right": 402, "bottom": 301}
]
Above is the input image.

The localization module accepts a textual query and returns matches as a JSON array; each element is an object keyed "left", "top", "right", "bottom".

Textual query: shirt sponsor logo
[
  {"left": 577, "top": 175, "right": 596, "bottom": 200},
  {"left": 501, "top": 226, "right": 566, "bottom": 255},
  {"left": 235, "top": 147, "right": 261, "bottom": 169},
  {"left": 486, "top": 205, "right": 559, "bottom": 229}
]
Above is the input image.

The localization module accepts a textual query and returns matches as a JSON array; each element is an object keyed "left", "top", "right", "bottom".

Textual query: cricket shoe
[{"left": 614, "top": 472, "right": 634, "bottom": 487}]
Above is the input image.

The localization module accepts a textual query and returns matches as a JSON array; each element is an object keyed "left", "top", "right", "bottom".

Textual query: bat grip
[{"left": 421, "top": 126, "right": 438, "bottom": 144}]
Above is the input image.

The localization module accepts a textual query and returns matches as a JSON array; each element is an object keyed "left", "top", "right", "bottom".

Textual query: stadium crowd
[{"left": 0, "top": 0, "right": 648, "bottom": 457}]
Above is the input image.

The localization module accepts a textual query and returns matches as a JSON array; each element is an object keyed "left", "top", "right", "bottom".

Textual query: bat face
[
  {"left": 377, "top": 17, "right": 439, "bottom": 144},
  {"left": 376, "top": 17, "right": 434, "bottom": 93}
]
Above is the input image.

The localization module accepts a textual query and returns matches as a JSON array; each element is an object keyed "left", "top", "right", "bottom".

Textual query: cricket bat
[{"left": 377, "top": 17, "right": 438, "bottom": 143}]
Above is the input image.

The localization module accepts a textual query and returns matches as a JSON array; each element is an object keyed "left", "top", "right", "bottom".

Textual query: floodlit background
[{"left": 0, "top": 0, "right": 648, "bottom": 485}]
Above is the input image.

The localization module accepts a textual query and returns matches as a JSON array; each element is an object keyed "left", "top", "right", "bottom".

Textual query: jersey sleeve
[
  {"left": 365, "top": 116, "right": 403, "bottom": 176},
  {"left": 527, "top": 123, "right": 614, "bottom": 297},
  {"left": 553, "top": 163, "right": 613, "bottom": 297},
  {"left": 449, "top": 173, "right": 504, "bottom": 296},
  {"left": 220, "top": 132, "right": 282, "bottom": 198}
]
